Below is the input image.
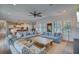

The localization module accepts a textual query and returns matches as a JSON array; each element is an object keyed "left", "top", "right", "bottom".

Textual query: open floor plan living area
[{"left": 0, "top": 4, "right": 79, "bottom": 54}]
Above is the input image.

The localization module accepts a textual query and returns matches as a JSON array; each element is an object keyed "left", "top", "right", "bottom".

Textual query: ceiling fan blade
[
  {"left": 37, "top": 14, "right": 42, "bottom": 17},
  {"left": 29, "top": 10, "right": 42, "bottom": 18}
]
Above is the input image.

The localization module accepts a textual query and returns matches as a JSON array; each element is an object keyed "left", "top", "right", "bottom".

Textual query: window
[
  {"left": 39, "top": 24, "right": 42, "bottom": 32},
  {"left": 53, "top": 21, "right": 61, "bottom": 33},
  {"left": 36, "top": 24, "right": 42, "bottom": 33},
  {"left": 77, "top": 12, "right": 79, "bottom": 22},
  {"left": 76, "top": 12, "right": 79, "bottom": 30},
  {"left": 63, "top": 21, "right": 71, "bottom": 35}
]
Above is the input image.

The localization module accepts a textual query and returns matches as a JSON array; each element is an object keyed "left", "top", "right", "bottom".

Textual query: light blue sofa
[
  {"left": 16, "top": 31, "right": 37, "bottom": 39},
  {"left": 7, "top": 34, "right": 20, "bottom": 54},
  {"left": 40, "top": 32, "right": 62, "bottom": 43}
]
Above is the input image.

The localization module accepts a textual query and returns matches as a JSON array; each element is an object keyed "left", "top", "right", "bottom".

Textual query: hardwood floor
[
  {"left": 31, "top": 36, "right": 73, "bottom": 54},
  {"left": 47, "top": 40, "right": 73, "bottom": 54}
]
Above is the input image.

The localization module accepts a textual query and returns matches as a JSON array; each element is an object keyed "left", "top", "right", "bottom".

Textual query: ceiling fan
[{"left": 29, "top": 10, "right": 42, "bottom": 18}]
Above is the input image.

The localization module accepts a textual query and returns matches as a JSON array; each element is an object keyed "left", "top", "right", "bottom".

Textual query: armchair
[{"left": 53, "top": 33, "right": 62, "bottom": 43}]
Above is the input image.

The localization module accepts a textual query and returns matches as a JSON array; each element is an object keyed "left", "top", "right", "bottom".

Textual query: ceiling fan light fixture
[{"left": 29, "top": 10, "right": 42, "bottom": 18}]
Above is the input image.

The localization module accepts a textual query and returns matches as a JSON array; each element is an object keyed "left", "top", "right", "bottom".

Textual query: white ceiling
[{"left": 0, "top": 4, "right": 77, "bottom": 23}]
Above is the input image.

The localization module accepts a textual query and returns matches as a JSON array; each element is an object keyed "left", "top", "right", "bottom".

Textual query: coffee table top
[{"left": 32, "top": 36, "right": 53, "bottom": 45}]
